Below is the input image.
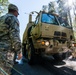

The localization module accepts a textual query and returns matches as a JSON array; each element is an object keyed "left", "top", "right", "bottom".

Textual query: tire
[
  {"left": 22, "top": 43, "right": 26, "bottom": 57},
  {"left": 53, "top": 53, "right": 65, "bottom": 61},
  {"left": 26, "top": 42, "right": 35, "bottom": 64},
  {"left": 22, "top": 42, "right": 41, "bottom": 65},
  {"left": 22, "top": 43, "right": 35, "bottom": 64}
]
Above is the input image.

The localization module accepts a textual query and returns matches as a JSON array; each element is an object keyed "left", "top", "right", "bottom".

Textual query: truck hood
[{"left": 41, "top": 23, "right": 73, "bottom": 39}]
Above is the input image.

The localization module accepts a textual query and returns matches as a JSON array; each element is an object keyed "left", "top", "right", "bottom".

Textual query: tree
[
  {"left": 72, "top": 0, "right": 76, "bottom": 39},
  {"left": 57, "top": 0, "right": 76, "bottom": 39},
  {"left": 0, "top": 0, "right": 9, "bottom": 16},
  {"left": 57, "top": 0, "right": 71, "bottom": 25}
]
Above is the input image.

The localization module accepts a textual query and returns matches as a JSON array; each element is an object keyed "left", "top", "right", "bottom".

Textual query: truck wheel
[
  {"left": 26, "top": 43, "right": 35, "bottom": 64},
  {"left": 53, "top": 53, "right": 65, "bottom": 61},
  {"left": 22, "top": 43, "right": 26, "bottom": 57}
]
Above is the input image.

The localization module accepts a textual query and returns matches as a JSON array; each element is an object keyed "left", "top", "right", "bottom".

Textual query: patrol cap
[{"left": 8, "top": 4, "right": 19, "bottom": 11}]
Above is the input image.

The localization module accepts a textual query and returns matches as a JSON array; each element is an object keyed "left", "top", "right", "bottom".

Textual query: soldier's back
[{"left": 0, "top": 14, "right": 12, "bottom": 75}]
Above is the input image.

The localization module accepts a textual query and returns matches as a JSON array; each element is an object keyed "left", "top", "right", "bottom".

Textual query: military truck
[{"left": 22, "top": 10, "right": 76, "bottom": 64}]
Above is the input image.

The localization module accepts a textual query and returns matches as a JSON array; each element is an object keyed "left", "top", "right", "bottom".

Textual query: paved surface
[{"left": 11, "top": 56, "right": 76, "bottom": 75}]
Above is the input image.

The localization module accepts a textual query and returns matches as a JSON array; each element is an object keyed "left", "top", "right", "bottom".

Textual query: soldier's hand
[{"left": 17, "top": 52, "right": 22, "bottom": 60}]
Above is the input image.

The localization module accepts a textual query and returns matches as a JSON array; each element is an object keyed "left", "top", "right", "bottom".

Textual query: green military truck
[{"left": 22, "top": 11, "right": 76, "bottom": 64}]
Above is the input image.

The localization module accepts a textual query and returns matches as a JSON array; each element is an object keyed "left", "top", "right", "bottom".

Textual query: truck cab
[{"left": 22, "top": 11, "right": 76, "bottom": 64}]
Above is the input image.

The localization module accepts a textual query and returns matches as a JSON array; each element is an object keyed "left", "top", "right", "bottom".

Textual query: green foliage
[
  {"left": 0, "top": 0, "right": 9, "bottom": 16},
  {"left": 57, "top": 0, "right": 76, "bottom": 39}
]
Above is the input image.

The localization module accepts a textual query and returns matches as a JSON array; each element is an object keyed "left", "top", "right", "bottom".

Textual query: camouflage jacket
[{"left": 0, "top": 13, "right": 21, "bottom": 51}]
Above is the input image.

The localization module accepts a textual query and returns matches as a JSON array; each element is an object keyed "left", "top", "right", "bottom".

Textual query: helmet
[{"left": 8, "top": 4, "right": 18, "bottom": 11}]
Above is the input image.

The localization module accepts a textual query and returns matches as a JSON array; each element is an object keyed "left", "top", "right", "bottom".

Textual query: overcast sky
[{"left": 9, "top": 0, "right": 55, "bottom": 41}]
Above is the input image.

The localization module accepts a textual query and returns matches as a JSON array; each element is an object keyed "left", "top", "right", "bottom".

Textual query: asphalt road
[{"left": 11, "top": 56, "right": 76, "bottom": 75}]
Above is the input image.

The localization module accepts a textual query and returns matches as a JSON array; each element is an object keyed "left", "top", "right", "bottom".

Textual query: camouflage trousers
[{"left": 0, "top": 50, "right": 16, "bottom": 75}]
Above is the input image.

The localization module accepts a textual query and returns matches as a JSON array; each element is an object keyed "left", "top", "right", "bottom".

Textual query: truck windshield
[
  {"left": 58, "top": 17, "right": 72, "bottom": 29},
  {"left": 41, "top": 13, "right": 59, "bottom": 25}
]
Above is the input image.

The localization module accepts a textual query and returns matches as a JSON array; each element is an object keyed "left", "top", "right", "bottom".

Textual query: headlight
[
  {"left": 72, "top": 43, "right": 76, "bottom": 47},
  {"left": 72, "top": 44, "right": 74, "bottom": 47},
  {"left": 45, "top": 41, "right": 50, "bottom": 46},
  {"left": 41, "top": 41, "right": 45, "bottom": 45}
]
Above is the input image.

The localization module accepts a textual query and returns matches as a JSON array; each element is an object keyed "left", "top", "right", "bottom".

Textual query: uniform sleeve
[{"left": 5, "top": 16, "right": 21, "bottom": 51}]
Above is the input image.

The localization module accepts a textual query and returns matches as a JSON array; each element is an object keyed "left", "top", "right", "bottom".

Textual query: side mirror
[{"left": 29, "top": 11, "right": 39, "bottom": 23}]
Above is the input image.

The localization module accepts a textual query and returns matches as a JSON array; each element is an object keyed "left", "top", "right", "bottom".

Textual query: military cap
[{"left": 8, "top": 4, "right": 18, "bottom": 11}]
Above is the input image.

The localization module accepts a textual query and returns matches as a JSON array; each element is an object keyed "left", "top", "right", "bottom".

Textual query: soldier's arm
[{"left": 5, "top": 16, "right": 21, "bottom": 51}]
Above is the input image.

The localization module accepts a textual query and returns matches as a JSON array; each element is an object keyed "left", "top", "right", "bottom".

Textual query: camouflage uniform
[{"left": 0, "top": 4, "right": 21, "bottom": 74}]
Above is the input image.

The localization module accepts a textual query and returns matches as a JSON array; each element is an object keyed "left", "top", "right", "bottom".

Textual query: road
[{"left": 11, "top": 56, "right": 76, "bottom": 75}]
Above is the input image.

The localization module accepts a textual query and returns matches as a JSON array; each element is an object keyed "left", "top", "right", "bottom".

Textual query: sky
[{"left": 9, "top": 0, "right": 54, "bottom": 41}]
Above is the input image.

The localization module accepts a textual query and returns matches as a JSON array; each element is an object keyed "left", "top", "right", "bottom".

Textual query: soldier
[{"left": 0, "top": 4, "right": 22, "bottom": 74}]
